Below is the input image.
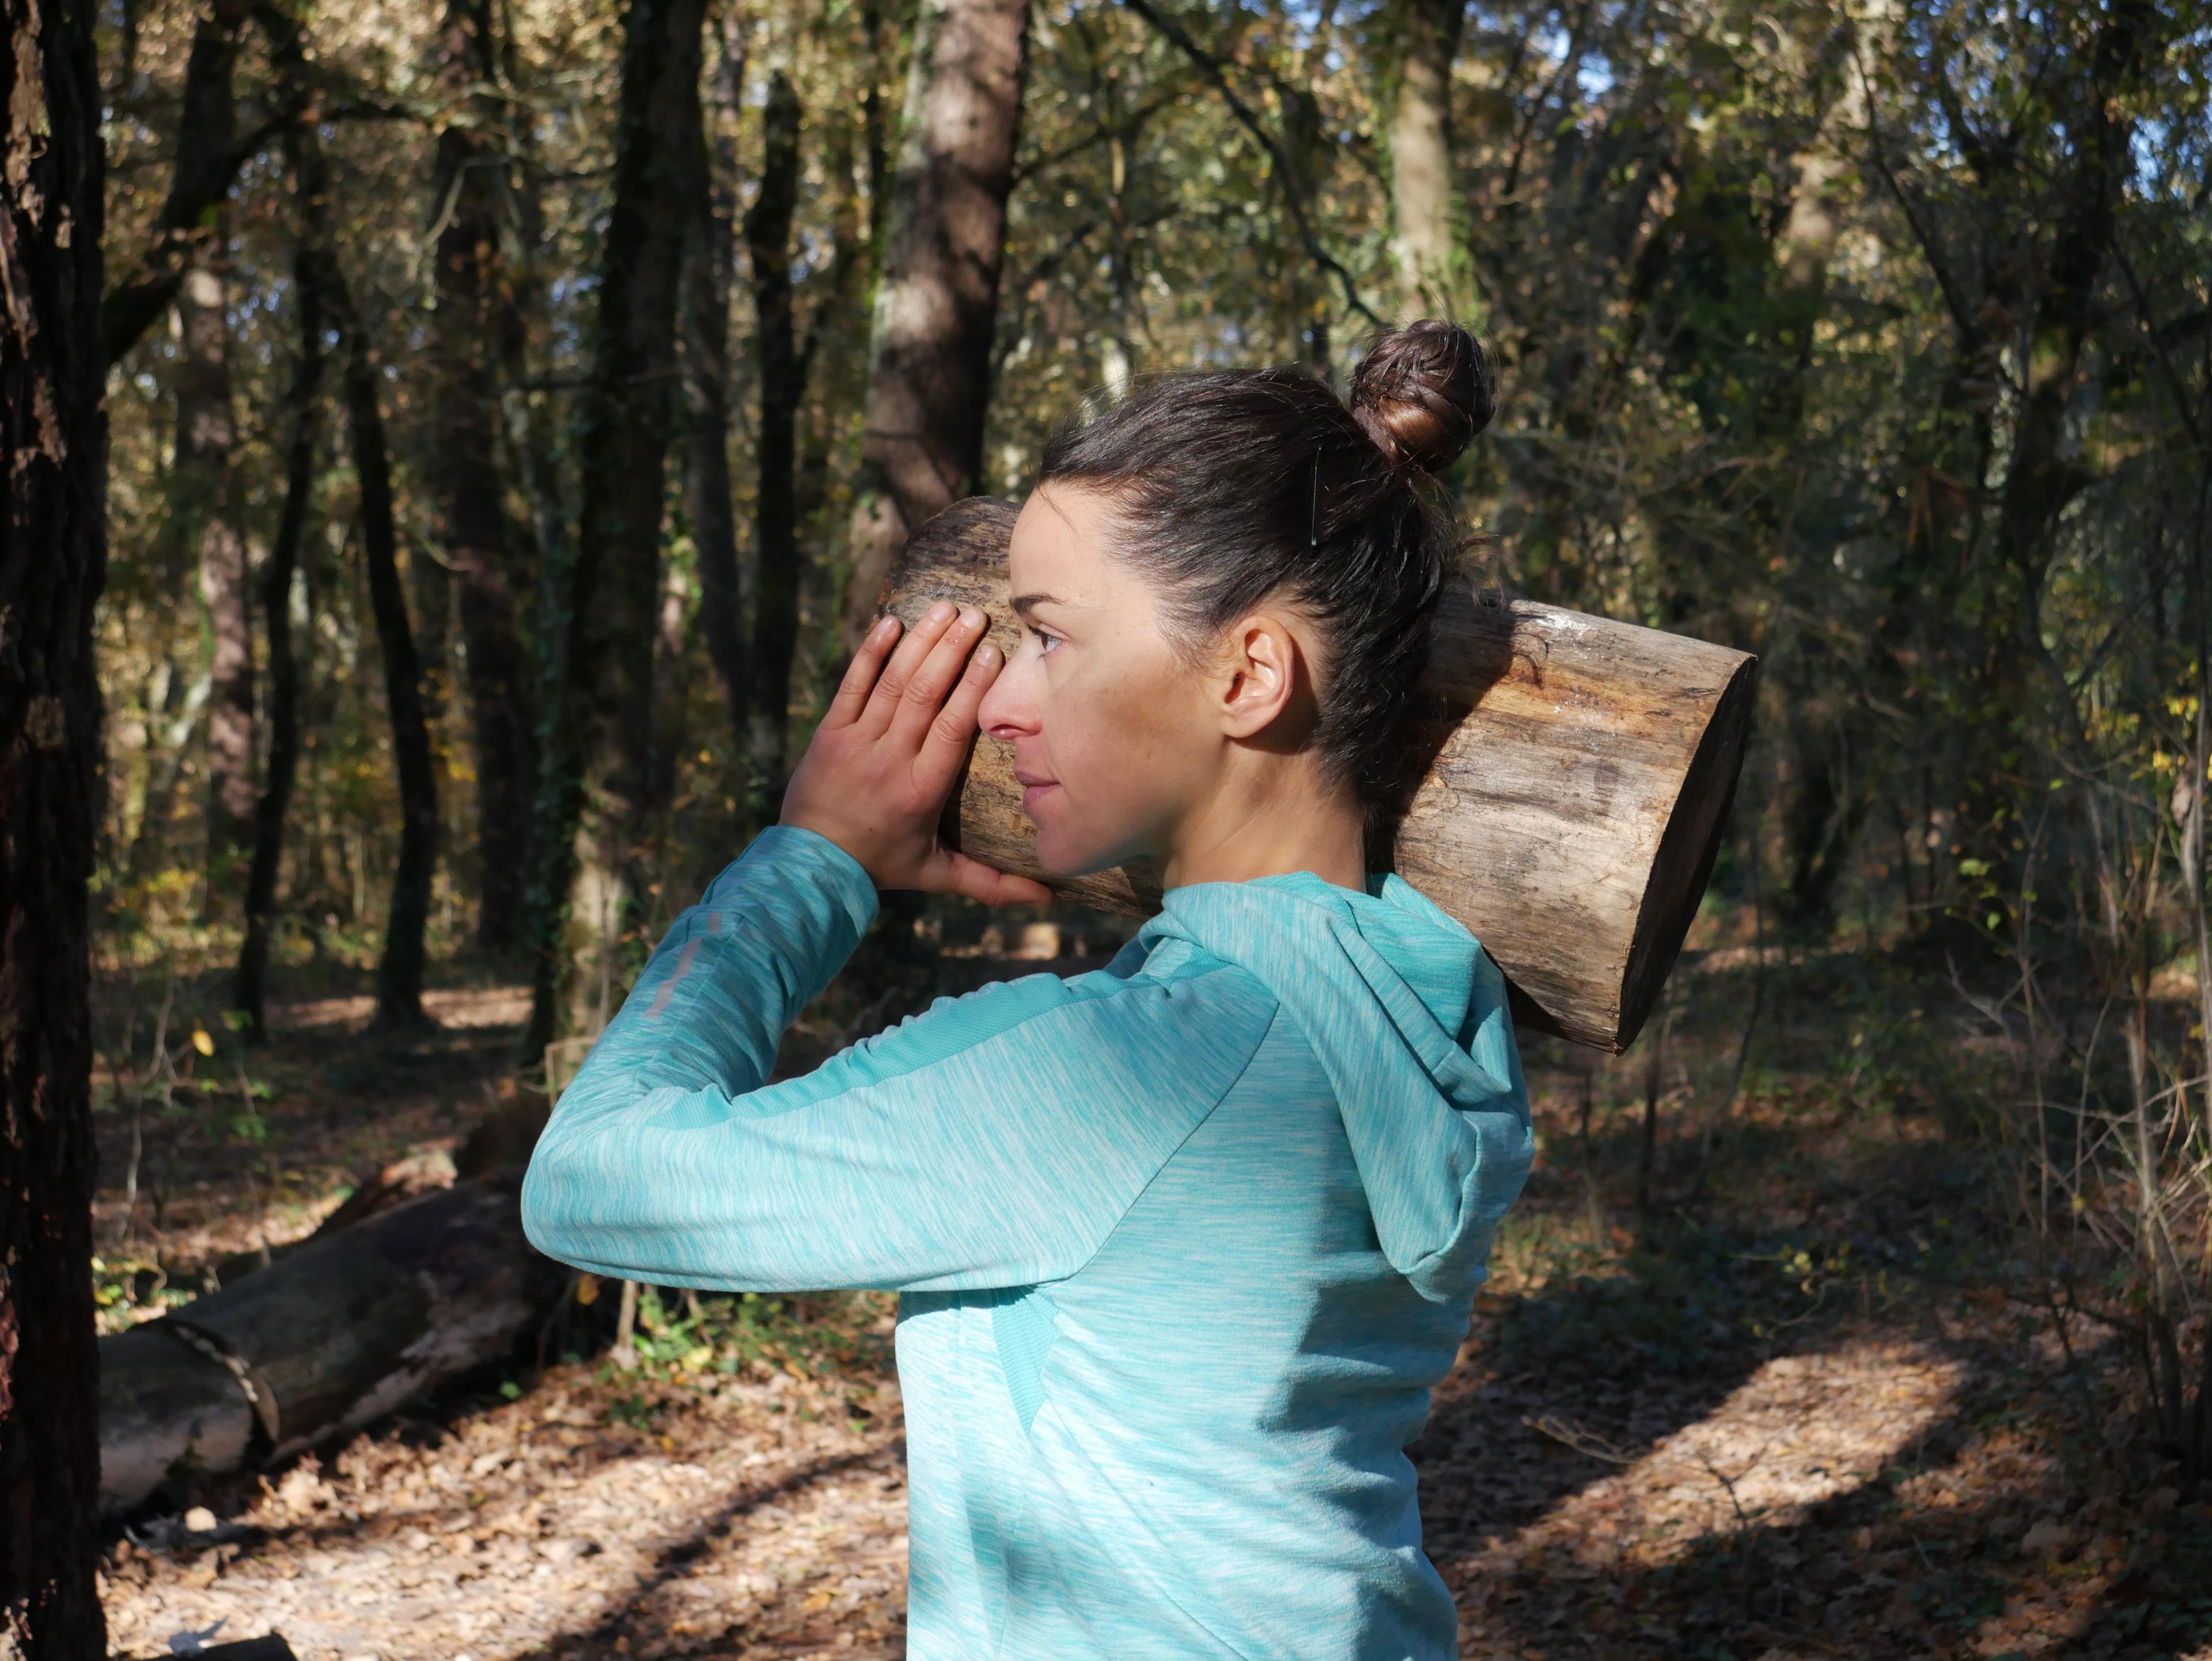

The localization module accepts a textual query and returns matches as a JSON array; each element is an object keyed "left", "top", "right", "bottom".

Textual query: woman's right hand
[{"left": 779, "top": 600, "right": 1054, "bottom": 906}]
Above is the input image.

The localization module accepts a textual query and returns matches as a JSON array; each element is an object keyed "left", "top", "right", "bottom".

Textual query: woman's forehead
[
  {"left": 1010, "top": 486, "right": 1104, "bottom": 577},
  {"left": 1009, "top": 486, "right": 1155, "bottom": 616}
]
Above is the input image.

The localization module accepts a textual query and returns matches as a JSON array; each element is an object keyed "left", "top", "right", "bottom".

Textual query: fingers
[
  {"left": 914, "top": 636, "right": 1002, "bottom": 794},
  {"left": 859, "top": 599, "right": 961, "bottom": 736},
  {"left": 888, "top": 604, "right": 990, "bottom": 746},
  {"left": 827, "top": 613, "right": 903, "bottom": 729},
  {"left": 931, "top": 849, "right": 1056, "bottom": 908}
]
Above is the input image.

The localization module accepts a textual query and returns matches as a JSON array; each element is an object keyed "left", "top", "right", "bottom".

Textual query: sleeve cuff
[{"left": 708, "top": 823, "right": 881, "bottom": 939}]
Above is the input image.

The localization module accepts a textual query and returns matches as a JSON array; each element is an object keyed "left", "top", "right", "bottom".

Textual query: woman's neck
[{"left": 1158, "top": 758, "right": 1368, "bottom": 892}]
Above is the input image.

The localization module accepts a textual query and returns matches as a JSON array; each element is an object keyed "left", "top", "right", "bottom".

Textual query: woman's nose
[{"left": 978, "top": 650, "right": 1039, "bottom": 739}]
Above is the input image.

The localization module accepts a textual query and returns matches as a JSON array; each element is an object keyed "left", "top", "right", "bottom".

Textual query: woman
[{"left": 522, "top": 320, "right": 1534, "bottom": 1661}]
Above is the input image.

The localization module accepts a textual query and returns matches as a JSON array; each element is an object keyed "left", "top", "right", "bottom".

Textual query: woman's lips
[{"left": 1015, "top": 773, "right": 1060, "bottom": 815}]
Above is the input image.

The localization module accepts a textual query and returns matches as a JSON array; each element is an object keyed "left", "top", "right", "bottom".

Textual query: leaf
[{"left": 191, "top": 1028, "right": 215, "bottom": 1057}]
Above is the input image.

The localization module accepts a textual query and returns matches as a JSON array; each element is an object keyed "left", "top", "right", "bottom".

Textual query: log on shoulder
[{"left": 881, "top": 497, "right": 1758, "bottom": 1053}]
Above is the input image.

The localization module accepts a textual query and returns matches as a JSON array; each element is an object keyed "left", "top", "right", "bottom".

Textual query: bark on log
[
  {"left": 99, "top": 1171, "right": 567, "bottom": 1518},
  {"left": 881, "top": 498, "right": 1758, "bottom": 1052}
]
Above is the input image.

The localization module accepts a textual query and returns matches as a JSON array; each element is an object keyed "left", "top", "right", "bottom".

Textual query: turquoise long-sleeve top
[{"left": 522, "top": 826, "right": 1533, "bottom": 1660}]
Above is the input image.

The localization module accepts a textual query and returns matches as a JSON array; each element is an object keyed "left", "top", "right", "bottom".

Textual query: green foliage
[{"left": 598, "top": 1285, "right": 893, "bottom": 1394}]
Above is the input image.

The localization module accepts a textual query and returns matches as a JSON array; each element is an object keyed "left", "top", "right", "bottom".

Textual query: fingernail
[
  {"left": 960, "top": 606, "right": 985, "bottom": 630},
  {"left": 927, "top": 599, "right": 955, "bottom": 623},
  {"left": 874, "top": 614, "right": 900, "bottom": 639},
  {"left": 975, "top": 642, "right": 1001, "bottom": 667}
]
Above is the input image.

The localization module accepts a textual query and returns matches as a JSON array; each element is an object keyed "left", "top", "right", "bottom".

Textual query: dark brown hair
[{"left": 1036, "top": 319, "right": 1494, "bottom": 809}]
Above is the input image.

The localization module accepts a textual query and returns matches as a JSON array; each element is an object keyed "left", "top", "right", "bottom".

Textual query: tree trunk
[
  {"left": 233, "top": 185, "right": 327, "bottom": 1039},
  {"left": 1, "top": 0, "right": 108, "bottom": 1645},
  {"left": 102, "top": 0, "right": 251, "bottom": 364},
  {"left": 884, "top": 500, "right": 1758, "bottom": 1052},
  {"left": 681, "top": 5, "right": 749, "bottom": 747},
  {"left": 1389, "top": 0, "right": 1463, "bottom": 321},
  {"left": 745, "top": 70, "right": 805, "bottom": 785},
  {"left": 521, "top": 0, "right": 706, "bottom": 1062},
  {"left": 793, "top": 96, "right": 871, "bottom": 663},
  {"left": 347, "top": 340, "right": 440, "bottom": 1027},
  {"left": 430, "top": 0, "right": 535, "bottom": 952},
  {"left": 837, "top": 0, "right": 1031, "bottom": 651},
  {"left": 125, "top": 657, "right": 209, "bottom": 883},
  {"left": 173, "top": 234, "right": 258, "bottom": 907},
  {"left": 286, "top": 112, "right": 440, "bottom": 1026}
]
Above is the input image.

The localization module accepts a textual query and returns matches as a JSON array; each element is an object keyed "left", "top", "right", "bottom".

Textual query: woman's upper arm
[{"left": 523, "top": 952, "right": 1279, "bottom": 1293}]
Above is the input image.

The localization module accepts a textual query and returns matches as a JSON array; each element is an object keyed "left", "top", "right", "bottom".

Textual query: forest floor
[{"left": 88, "top": 922, "right": 2212, "bottom": 1661}]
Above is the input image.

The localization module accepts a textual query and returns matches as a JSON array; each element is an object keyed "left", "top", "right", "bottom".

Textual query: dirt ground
[{"left": 92, "top": 942, "right": 2212, "bottom": 1661}]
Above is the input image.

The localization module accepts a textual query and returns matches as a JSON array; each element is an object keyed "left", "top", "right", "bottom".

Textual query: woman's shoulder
[{"left": 817, "top": 939, "right": 1279, "bottom": 1100}]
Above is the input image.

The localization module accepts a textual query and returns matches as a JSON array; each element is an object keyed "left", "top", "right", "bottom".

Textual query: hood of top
[{"left": 1138, "top": 871, "right": 1534, "bottom": 1304}]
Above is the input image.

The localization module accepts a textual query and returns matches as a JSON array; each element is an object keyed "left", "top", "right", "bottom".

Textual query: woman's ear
[{"left": 1214, "top": 611, "right": 1320, "bottom": 746}]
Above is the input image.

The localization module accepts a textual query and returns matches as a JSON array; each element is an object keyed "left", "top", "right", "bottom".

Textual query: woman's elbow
[{"left": 520, "top": 1137, "right": 590, "bottom": 1264}]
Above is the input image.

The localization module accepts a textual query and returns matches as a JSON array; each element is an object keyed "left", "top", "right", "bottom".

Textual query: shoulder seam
[{"left": 1043, "top": 986, "right": 1285, "bottom": 1289}]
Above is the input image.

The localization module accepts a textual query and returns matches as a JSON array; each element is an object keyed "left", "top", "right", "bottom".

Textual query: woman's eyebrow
[{"left": 1010, "top": 592, "right": 1062, "bottom": 616}]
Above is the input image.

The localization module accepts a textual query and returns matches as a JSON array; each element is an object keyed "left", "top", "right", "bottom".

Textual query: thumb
[{"left": 932, "top": 849, "right": 1055, "bottom": 908}]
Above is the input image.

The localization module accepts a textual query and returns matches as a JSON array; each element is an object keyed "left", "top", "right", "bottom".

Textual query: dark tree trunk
[
  {"left": 744, "top": 70, "right": 805, "bottom": 784},
  {"left": 102, "top": 0, "right": 251, "bottom": 364},
  {"left": 681, "top": 5, "right": 749, "bottom": 747},
  {"left": 521, "top": 0, "right": 706, "bottom": 1062},
  {"left": 0, "top": 0, "right": 108, "bottom": 1648},
  {"left": 1996, "top": 3, "right": 2152, "bottom": 695},
  {"left": 275, "top": 78, "right": 441, "bottom": 1025},
  {"left": 431, "top": 0, "right": 535, "bottom": 951},
  {"left": 173, "top": 232, "right": 257, "bottom": 904},
  {"left": 838, "top": 0, "right": 1031, "bottom": 650},
  {"left": 234, "top": 173, "right": 328, "bottom": 1040},
  {"left": 344, "top": 328, "right": 440, "bottom": 1027}
]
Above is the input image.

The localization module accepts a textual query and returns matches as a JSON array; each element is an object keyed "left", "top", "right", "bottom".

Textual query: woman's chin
[{"left": 1033, "top": 824, "right": 1126, "bottom": 881}]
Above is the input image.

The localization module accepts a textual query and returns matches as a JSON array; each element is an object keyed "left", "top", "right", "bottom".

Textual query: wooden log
[
  {"left": 880, "top": 497, "right": 1758, "bottom": 1051},
  {"left": 99, "top": 1170, "right": 567, "bottom": 1518}
]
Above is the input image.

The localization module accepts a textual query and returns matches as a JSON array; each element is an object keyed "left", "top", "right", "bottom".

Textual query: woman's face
[{"left": 975, "top": 485, "right": 1224, "bottom": 877}]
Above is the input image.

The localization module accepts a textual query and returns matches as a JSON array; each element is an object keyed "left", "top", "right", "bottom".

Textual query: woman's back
[{"left": 525, "top": 833, "right": 1529, "bottom": 1659}]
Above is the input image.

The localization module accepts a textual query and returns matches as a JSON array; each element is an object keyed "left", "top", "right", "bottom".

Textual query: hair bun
[{"left": 1348, "top": 319, "right": 1494, "bottom": 478}]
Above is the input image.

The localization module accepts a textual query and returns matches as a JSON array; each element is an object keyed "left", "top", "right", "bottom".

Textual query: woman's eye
[{"left": 1038, "top": 631, "right": 1061, "bottom": 655}]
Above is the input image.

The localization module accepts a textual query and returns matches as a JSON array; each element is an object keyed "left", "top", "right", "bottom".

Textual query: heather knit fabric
[{"left": 522, "top": 825, "right": 1532, "bottom": 1660}]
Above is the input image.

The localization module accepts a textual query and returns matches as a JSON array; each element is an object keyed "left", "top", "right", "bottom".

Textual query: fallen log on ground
[
  {"left": 100, "top": 1169, "right": 568, "bottom": 1518},
  {"left": 882, "top": 497, "right": 1759, "bottom": 1052}
]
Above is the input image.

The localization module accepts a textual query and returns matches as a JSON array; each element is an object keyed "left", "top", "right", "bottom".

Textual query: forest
[{"left": 3, "top": 0, "right": 2210, "bottom": 1654}]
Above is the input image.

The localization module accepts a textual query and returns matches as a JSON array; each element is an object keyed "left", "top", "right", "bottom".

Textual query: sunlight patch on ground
[
  {"left": 1458, "top": 1338, "right": 1964, "bottom": 1577},
  {"left": 268, "top": 985, "right": 534, "bottom": 1032}
]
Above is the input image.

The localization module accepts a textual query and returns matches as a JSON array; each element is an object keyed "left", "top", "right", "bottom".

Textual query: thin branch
[
  {"left": 1013, "top": 81, "right": 1188, "bottom": 183},
  {"left": 1119, "top": 0, "right": 1381, "bottom": 327}
]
